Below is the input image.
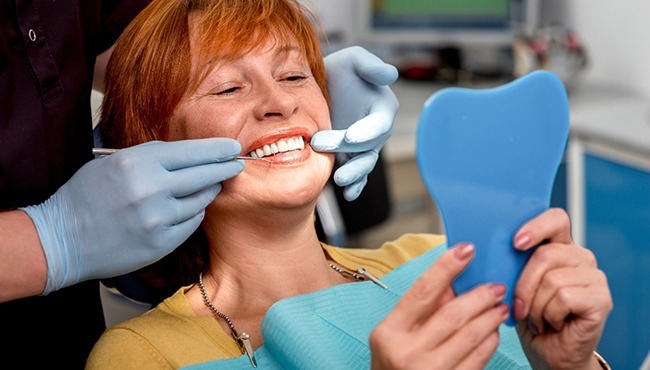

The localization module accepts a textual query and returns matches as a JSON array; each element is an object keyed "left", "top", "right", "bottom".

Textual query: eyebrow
[{"left": 202, "top": 44, "right": 302, "bottom": 69}]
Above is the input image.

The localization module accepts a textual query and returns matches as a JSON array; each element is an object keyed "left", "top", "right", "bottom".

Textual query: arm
[{"left": 0, "top": 211, "right": 47, "bottom": 301}]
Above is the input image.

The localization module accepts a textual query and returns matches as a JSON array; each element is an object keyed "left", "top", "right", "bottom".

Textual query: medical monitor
[{"left": 358, "top": 0, "right": 539, "bottom": 48}]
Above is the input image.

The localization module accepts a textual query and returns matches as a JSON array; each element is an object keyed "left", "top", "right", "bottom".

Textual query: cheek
[
  {"left": 312, "top": 96, "right": 332, "bottom": 131},
  {"left": 167, "top": 112, "right": 188, "bottom": 141},
  {"left": 169, "top": 106, "right": 244, "bottom": 140},
  {"left": 168, "top": 106, "right": 204, "bottom": 141},
  {"left": 322, "top": 152, "right": 335, "bottom": 177}
]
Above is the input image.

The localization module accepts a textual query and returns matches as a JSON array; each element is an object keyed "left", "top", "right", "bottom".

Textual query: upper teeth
[{"left": 249, "top": 136, "right": 305, "bottom": 158}]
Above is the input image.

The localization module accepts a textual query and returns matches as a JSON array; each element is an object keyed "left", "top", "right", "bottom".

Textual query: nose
[{"left": 252, "top": 80, "right": 299, "bottom": 121}]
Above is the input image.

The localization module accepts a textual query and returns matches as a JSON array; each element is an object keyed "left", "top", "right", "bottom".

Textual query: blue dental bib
[{"left": 182, "top": 244, "right": 529, "bottom": 369}]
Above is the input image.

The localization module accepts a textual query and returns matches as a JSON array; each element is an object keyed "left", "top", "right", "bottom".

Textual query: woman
[{"left": 87, "top": 0, "right": 613, "bottom": 369}]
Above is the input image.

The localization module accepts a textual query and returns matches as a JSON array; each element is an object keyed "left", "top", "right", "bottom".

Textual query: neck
[
  {"left": 188, "top": 204, "right": 346, "bottom": 347},
  {"left": 209, "top": 205, "right": 332, "bottom": 278}
]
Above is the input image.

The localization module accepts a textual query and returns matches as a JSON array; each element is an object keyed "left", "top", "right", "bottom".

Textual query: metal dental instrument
[{"left": 92, "top": 148, "right": 270, "bottom": 162}]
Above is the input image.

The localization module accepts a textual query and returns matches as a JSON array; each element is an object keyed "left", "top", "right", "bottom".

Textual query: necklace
[
  {"left": 198, "top": 264, "right": 387, "bottom": 368},
  {"left": 329, "top": 263, "right": 389, "bottom": 289},
  {"left": 199, "top": 271, "right": 257, "bottom": 368}
]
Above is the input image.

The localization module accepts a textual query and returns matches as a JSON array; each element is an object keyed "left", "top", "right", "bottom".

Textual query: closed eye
[
  {"left": 284, "top": 75, "right": 308, "bottom": 82},
  {"left": 213, "top": 86, "right": 240, "bottom": 95}
]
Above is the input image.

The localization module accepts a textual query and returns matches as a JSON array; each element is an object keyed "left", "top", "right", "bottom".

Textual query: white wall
[{"left": 567, "top": 0, "right": 650, "bottom": 100}]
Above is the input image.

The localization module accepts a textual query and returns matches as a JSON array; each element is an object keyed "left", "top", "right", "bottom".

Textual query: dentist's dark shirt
[{"left": 0, "top": 0, "right": 149, "bottom": 367}]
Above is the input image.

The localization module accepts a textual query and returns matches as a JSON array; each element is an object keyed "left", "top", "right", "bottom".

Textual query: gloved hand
[
  {"left": 311, "top": 46, "right": 399, "bottom": 201},
  {"left": 21, "top": 138, "right": 244, "bottom": 295}
]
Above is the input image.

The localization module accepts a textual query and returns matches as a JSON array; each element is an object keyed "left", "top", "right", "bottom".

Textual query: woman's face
[{"left": 169, "top": 33, "right": 333, "bottom": 215}]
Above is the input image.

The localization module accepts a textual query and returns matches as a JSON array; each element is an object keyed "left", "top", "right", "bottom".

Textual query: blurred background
[{"left": 305, "top": 1, "right": 650, "bottom": 369}]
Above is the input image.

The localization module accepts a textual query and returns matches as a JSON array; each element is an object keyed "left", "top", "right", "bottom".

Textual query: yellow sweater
[{"left": 86, "top": 233, "right": 446, "bottom": 370}]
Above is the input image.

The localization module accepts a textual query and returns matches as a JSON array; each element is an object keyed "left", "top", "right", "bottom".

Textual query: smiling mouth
[{"left": 248, "top": 136, "right": 305, "bottom": 159}]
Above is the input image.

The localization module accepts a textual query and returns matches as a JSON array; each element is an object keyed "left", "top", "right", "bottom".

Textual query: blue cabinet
[
  {"left": 562, "top": 83, "right": 650, "bottom": 369},
  {"left": 547, "top": 80, "right": 650, "bottom": 369},
  {"left": 583, "top": 152, "right": 650, "bottom": 370}
]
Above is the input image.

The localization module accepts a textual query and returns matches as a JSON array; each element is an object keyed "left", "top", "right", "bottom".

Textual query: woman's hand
[
  {"left": 512, "top": 208, "right": 613, "bottom": 369},
  {"left": 370, "top": 243, "right": 510, "bottom": 369}
]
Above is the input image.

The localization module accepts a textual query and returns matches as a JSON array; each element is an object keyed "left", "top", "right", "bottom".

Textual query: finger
[
  {"left": 533, "top": 268, "right": 611, "bottom": 332},
  {"left": 382, "top": 243, "right": 475, "bottom": 330},
  {"left": 333, "top": 151, "right": 378, "bottom": 186},
  {"left": 137, "top": 182, "right": 221, "bottom": 233},
  {"left": 132, "top": 138, "right": 242, "bottom": 171},
  {"left": 514, "top": 243, "right": 597, "bottom": 321},
  {"left": 349, "top": 47, "right": 399, "bottom": 86},
  {"left": 342, "top": 177, "right": 367, "bottom": 202},
  {"left": 417, "top": 283, "right": 507, "bottom": 349},
  {"left": 514, "top": 208, "right": 573, "bottom": 250},
  {"left": 450, "top": 324, "right": 502, "bottom": 370},
  {"left": 130, "top": 197, "right": 208, "bottom": 257},
  {"left": 159, "top": 210, "right": 206, "bottom": 252},
  {"left": 310, "top": 127, "right": 389, "bottom": 153},
  {"left": 168, "top": 161, "right": 244, "bottom": 198},
  {"left": 526, "top": 265, "right": 593, "bottom": 332},
  {"left": 173, "top": 184, "right": 223, "bottom": 224},
  {"left": 310, "top": 130, "right": 346, "bottom": 152},
  {"left": 344, "top": 107, "right": 397, "bottom": 145}
]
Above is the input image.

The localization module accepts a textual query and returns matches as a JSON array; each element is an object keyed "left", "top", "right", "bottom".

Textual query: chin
[{"left": 268, "top": 177, "right": 325, "bottom": 207}]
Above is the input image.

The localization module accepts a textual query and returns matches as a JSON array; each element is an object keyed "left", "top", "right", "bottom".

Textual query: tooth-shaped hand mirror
[{"left": 416, "top": 71, "right": 569, "bottom": 326}]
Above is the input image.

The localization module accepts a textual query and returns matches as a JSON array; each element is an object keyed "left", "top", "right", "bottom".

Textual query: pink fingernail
[
  {"left": 497, "top": 303, "right": 510, "bottom": 317},
  {"left": 513, "top": 298, "right": 525, "bottom": 320},
  {"left": 454, "top": 243, "right": 474, "bottom": 260},
  {"left": 514, "top": 233, "right": 531, "bottom": 249},
  {"left": 490, "top": 284, "right": 506, "bottom": 298}
]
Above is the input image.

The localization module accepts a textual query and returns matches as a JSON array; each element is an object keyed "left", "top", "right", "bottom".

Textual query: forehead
[
  {"left": 181, "top": 5, "right": 325, "bottom": 98},
  {"left": 187, "top": 11, "right": 305, "bottom": 65},
  {"left": 189, "top": 25, "right": 305, "bottom": 92}
]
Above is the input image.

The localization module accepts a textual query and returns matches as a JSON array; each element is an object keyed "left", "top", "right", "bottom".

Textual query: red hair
[{"left": 101, "top": 0, "right": 328, "bottom": 148}]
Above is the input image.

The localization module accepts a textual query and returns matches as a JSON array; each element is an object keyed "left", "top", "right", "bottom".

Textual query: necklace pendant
[
  {"left": 237, "top": 332, "right": 257, "bottom": 368},
  {"left": 357, "top": 267, "right": 388, "bottom": 289}
]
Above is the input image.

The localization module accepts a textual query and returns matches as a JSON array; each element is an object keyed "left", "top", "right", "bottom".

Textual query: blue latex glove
[
  {"left": 311, "top": 46, "right": 399, "bottom": 201},
  {"left": 21, "top": 138, "right": 244, "bottom": 295}
]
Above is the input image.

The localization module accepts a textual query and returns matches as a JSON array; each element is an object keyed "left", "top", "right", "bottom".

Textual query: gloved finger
[
  {"left": 333, "top": 151, "right": 379, "bottom": 187},
  {"left": 170, "top": 184, "right": 222, "bottom": 226},
  {"left": 134, "top": 182, "right": 220, "bottom": 239},
  {"left": 343, "top": 176, "right": 368, "bottom": 202},
  {"left": 311, "top": 126, "right": 389, "bottom": 153},
  {"left": 310, "top": 130, "right": 346, "bottom": 152},
  {"left": 311, "top": 129, "right": 387, "bottom": 152},
  {"left": 159, "top": 210, "right": 206, "bottom": 253},
  {"left": 347, "top": 47, "right": 399, "bottom": 86},
  {"left": 133, "top": 137, "right": 241, "bottom": 171},
  {"left": 168, "top": 160, "right": 244, "bottom": 198},
  {"left": 343, "top": 107, "right": 396, "bottom": 145}
]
